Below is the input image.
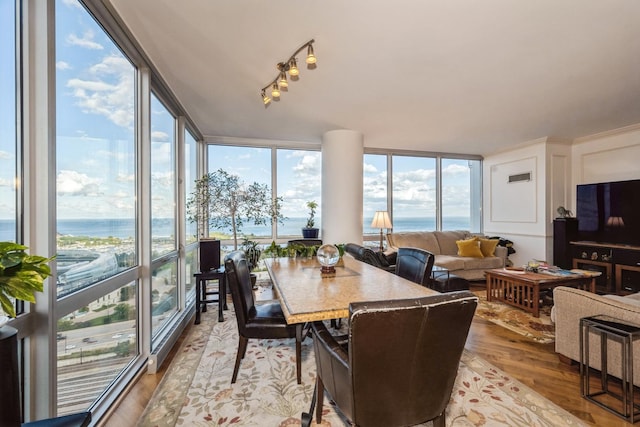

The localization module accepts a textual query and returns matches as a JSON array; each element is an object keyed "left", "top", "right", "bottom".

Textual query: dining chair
[
  {"left": 302, "top": 291, "right": 478, "bottom": 427},
  {"left": 224, "top": 250, "right": 305, "bottom": 384},
  {"left": 395, "top": 246, "right": 435, "bottom": 286},
  {"left": 344, "top": 243, "right": 395, "bottom": 272}
]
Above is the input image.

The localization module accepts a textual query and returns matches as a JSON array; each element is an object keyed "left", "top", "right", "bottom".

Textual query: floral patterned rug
[
  {"left": 473, "top": 291, "right": 555, "bottom": 344},
  {"left": 137, "top": 303, "right": 583, "bottom": 427}
]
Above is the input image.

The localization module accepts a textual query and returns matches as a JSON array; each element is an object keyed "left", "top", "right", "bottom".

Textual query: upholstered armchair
[{"left": 303, "top": 291, "right": 478, "bottom": 427}]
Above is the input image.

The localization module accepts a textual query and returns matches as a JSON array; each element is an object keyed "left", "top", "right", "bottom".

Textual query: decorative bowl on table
[{"left": 317, "top": 244, "right": 340, "bottom": 275}]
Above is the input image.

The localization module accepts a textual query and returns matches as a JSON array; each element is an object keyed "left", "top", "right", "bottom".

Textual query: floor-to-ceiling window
[
  {"left": 184, "top": 130, "right": 198, "bottom": 296},
  {"left": 150, "top": 92, "right": 178, "bottom": 337},
  {"left": 55, "top": 0, "right": 138, "bottom": 415},
  {"left": 276, "top": 149, "right": 322, "bottom": 237},
  {"left": 207, "top": 145, "right": 273, "bottom": 243},
  {"left": 392, "top": 155, "right": 437, "bottom": 232},
  {"left": 0, "top": 0, "right": 17, "bottom": 247},
  {"left": 441, "top": 158, "right": 482, "bottom": 232},
  {"left": 363, "top": 154, "right": 389, "bottom": 234}
]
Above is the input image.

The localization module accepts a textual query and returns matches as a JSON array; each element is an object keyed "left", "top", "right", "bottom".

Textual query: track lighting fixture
[{"left": 260, "top": 39, "right": 316, "bottom": 105}]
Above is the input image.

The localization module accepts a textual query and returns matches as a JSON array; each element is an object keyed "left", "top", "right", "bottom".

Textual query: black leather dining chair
[
  {"left": 303, "top": 291, "right": 478, "bottom": 427},
  {"left": 395, "top": 246, "right": 435, "bottom": 286},
  {"left": 224, "top": 250, "right": 305, "bottom": 384},
  {"left": 344, "top": 243, "right": 395, "bottom": 272}
]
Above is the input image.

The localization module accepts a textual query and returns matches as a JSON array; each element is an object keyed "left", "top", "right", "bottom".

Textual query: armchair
[{"left": 303, "top": 291, "right": 478, "bottom": 427}]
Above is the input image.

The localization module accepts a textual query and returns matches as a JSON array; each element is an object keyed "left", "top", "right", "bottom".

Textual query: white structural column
[{"left": 321, "top": 130, "right": 364, "bottom": 245}]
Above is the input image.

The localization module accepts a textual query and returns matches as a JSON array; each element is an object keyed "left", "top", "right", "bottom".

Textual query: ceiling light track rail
[{"left": 260, "top": 39, "right": 316, "bottom": 105}]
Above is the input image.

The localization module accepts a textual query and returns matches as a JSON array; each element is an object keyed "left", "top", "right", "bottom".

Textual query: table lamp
[{"left": 371, "top": 211, "right": 393, "bottom": 251}]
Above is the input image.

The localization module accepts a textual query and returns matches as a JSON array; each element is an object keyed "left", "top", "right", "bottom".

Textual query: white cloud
[
  {"left": 56, "top": 61, "right": 71, "bottom": 70},
  {"left": 57, "top": 170, "right": 102, "bottom": 196},
  {"left": 116, "top": 174, "right": 135, "bottom": 183},
  {"left": 66, "top": 55, "right": 135, "bottom": 129},
  {"left": 152, "top": 131, "right": 170, "bottom": 142},
  {"left": 0, "top": 150, "right": 11, "bottom": 160},
  {"left": 67, "top": 31, "right": 104, "bottom": 50},
  {"left": 0, "top": 178, "right": 14, "bottom": 188}
]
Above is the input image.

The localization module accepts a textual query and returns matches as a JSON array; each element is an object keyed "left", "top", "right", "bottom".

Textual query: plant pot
[
  {"left": 250, "top": 273, "right": 257, "bottom": 289},
  {"left": 302, "top": 228, "right": 319, "bottom": 239}
]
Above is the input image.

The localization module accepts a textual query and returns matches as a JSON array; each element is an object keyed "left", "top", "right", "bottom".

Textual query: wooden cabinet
[{"left": 571, "top": 241, "right": 640, "bottom": 295}]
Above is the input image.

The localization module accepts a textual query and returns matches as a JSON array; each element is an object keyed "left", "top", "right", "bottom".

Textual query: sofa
[
  {"left": 552, "top": 286, "right": 640, "bottom": 386},
  {"left": 386, "top": 230, "right": 507, "bottom": 281}
]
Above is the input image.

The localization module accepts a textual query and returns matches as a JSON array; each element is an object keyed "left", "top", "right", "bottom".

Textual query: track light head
[
  {"left": 261, "top": 90, "right": 271, "bottom": 105},
  {"left": 271, "top": 83, "right": 280, "bottom": 98},
  {"left": 288, "top": 58, "right": 299, "bottom": 76},
  {"left": 278, "top": 72, "right": 288, "bottom": 88},
  {"left": 306, "top": 44, "right": 316, "bottom": 65}
]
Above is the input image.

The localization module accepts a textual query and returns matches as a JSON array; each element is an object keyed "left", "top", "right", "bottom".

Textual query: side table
[
  {"left": 580, "top": 315, "right": 640, "bottom": 423},
  {"left": 194, "top": 267, "right": 228, "bottom": 324}
]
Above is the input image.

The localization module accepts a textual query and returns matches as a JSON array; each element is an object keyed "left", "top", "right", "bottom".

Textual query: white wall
[{"left": 484, "top": 124, "right": 640, "bottom": 268}]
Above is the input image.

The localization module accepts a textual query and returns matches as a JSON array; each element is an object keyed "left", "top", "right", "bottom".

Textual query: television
[{"left": 576, "top": 179, "right": 640, "bottom": 246}]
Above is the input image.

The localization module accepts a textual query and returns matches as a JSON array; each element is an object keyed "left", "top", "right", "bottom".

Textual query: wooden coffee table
[{"left": 485, "top": 268, "right": 596, "bottom": 317}]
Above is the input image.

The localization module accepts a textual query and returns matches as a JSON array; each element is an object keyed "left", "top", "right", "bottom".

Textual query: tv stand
[{"left": 570, "top": 241, "right": 640, "bottom": 295}]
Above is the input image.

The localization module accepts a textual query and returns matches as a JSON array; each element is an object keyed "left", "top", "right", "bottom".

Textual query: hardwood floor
[{"left": 100, "top": 284, "right": 629, "bottom": 427}]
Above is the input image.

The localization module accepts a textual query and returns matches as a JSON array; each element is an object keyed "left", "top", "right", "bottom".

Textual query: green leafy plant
[
  {"left": 240, "top": 238, "right": 262, "bottom": 271},
  {"left": 187, "top": 169, "right": 285, "bottom": 249},
  {"left": 0, "top": 242, "right": 53, "bottom": 318},
  {"left": 305, "top": 200, "right": 318, "bottom": 229}
]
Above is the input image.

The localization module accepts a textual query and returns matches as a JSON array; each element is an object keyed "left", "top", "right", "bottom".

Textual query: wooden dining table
[
  {"left": 265, "top": 255, "right": 439, "bottom": 324},
  {"left": 264, "top": 255, "right": 439, "bottom": 382}
]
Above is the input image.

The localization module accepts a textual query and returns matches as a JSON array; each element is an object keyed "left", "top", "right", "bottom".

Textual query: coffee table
[{"left": 485, "top": 268, "right": 596, "bottom": 317}]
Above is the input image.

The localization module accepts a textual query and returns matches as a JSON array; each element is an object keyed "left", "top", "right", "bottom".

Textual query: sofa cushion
[
  {"left": 603, "top": 293, "right": 640, "bottom": 307},
  {"left": 386, "top": 231, "right": 441, "bottom": 255},
  {"left": 479, "top": 238, "right": 499, "bottom": 257},
  {"left": 434, "top": 230, "right": 469, "bottom": 255},
  {"left": 462, "top": 255, "right": 503, "bottom": 270},
  {"left": 434, "top": 255, "right": 466, "bottom": 271},
  {"left": 456, "top": 237, "right": 484, "bottom": 258}
]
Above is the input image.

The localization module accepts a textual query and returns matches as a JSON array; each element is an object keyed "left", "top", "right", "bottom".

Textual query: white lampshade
[{"left": 371, "top": 211, "right": 392, "bottom": 229}]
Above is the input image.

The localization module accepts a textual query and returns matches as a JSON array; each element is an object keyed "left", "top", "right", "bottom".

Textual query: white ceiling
[{"left": 108, "top": 0, "right": 640, "bottom": 156}]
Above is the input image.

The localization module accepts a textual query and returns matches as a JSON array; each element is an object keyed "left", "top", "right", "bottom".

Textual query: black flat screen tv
[{"left": 576, "top": 179, "right": 640, "bottom": 246}]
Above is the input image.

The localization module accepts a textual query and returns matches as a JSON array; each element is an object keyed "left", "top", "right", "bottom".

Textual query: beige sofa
[
  {"left": 553, "top": 286, "right": 640, "bottom": 386},
  {"left": 386, "top": 230, "right": 507, "bottom": 281}
]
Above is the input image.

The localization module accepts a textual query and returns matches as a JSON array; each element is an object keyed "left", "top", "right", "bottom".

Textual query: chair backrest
[
  {"left": 224, "top": 250, "right": 256, "bottom": 335},
  {"left": 395, "top": 247, "right": 434, "bottom": 286},
  {"left": 344, "top": 243, "right": 390, "bottom": 269},
  {"left": 348, "top": 291, "right": 478, "bottom": 426}
]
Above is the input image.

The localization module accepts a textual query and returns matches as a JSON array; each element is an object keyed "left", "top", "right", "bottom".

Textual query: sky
[{"left": 0, "top": 0, "right": 474, "bottom": 223}]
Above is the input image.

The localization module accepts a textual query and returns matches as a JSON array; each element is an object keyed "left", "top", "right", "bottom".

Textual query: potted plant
[
  {"left": 0, "top": 242, "right": 53, "bottom": 321},
  {"left": 302, "top": 200, "right": 319, "bottom": 239}
]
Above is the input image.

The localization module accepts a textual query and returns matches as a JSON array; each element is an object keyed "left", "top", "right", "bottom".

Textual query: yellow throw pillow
[
  {"left": 479, "top": 238, "right": 499, "bottom": 257},
  {"left": 456, "top": 237, "right": 484, "bottom": 258}
]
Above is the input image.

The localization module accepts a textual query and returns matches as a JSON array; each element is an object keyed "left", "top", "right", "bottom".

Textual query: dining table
[{"left": 264, "top": 254, "right": 439, "bottom": 381}]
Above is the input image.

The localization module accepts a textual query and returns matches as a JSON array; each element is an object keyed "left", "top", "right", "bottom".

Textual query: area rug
[
  {"left": 137, "top": 305, "right": 585, "bottom": 427},
  {"left": 473, "top": 291, "right": 555, "bottom": 344}
]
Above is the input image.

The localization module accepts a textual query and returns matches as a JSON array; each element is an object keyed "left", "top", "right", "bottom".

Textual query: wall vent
[{"left": 508, "top": 172, "right": 531, "bottom": 183}]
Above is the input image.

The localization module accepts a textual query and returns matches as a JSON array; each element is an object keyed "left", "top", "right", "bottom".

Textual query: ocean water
[{"left": 0, "top": 216, "right": 472, "bottom": 241}]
